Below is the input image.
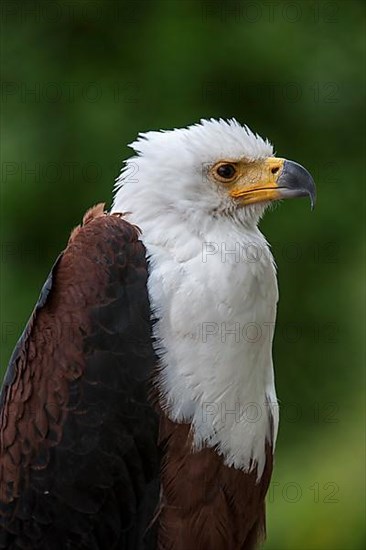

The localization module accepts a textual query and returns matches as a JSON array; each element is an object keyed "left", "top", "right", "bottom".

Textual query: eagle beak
[{"left": 230, "top": 157, "right": 316, "bottom": 209}]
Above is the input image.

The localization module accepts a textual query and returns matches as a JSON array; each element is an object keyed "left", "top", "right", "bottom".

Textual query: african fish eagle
[{"left": 0, "top": 119, "right": 316, "bottom": 550}]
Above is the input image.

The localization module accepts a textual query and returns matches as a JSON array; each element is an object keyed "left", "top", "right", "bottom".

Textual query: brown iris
[{"left": 215, "top": 163, "right": 237, "bottom": 182}]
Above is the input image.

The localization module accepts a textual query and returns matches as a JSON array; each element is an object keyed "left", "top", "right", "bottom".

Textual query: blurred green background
[{"left": 1, "top": 1, "right": 365, "bottom": 548}]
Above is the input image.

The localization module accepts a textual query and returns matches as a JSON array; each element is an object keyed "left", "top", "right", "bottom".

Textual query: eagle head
[{"left": 113, "top": 118, "right": 315, "bottom": 231}]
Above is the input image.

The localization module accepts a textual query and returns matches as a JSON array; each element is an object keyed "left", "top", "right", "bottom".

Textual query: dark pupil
[{"left": 217, "top": 164, "right": 235, "bottom": 179}]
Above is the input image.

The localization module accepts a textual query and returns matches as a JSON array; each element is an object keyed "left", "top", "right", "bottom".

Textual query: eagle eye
[{"left": 215, "top": 163, "right": 237, "bottom": 181}]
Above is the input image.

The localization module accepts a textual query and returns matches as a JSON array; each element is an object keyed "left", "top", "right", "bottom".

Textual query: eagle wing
[{"left": 0, "top": 205, "right": 160, "bottom": 550}]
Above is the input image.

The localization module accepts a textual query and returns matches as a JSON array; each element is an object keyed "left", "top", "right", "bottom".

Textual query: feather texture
[
  {"left": 156, "top": 409, "right": 273, "bottom": 550},
  {"left": 0, "top": 205, "right": 160, "bottom": 549}
]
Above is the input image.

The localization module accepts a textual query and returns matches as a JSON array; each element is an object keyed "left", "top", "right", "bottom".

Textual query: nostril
[{"left": 271, "top": 166, "right": 280, "bottom": 174}]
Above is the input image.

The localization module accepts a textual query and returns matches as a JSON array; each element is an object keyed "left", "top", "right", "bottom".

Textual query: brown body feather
[
  {"left": 1, "top": 206, "right": 94, "bottom": 503},
  {"left": 0, "top": 205, "right": 117, "bottom": 504},
  {"left": 156, "top": 410, "right": 273, "bottom": 550}
]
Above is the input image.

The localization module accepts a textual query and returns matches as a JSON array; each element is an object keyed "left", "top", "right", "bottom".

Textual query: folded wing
[{"left": 0, "top": 205, "right": 160, "bottom": 550}]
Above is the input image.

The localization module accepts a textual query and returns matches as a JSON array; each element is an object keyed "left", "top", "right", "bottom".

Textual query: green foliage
[{"left": 1, "top": 1, "right": 364, "bottom": 548}]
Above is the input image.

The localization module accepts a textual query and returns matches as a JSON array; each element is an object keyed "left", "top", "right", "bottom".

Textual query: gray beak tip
[{"left": 278, "top": 160, "right": 317, "bottom": 211}]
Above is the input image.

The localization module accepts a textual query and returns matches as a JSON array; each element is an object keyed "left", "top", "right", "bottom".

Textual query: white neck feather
[{"left": 112, "top": 196, "right": 279, "bottom": 479}]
